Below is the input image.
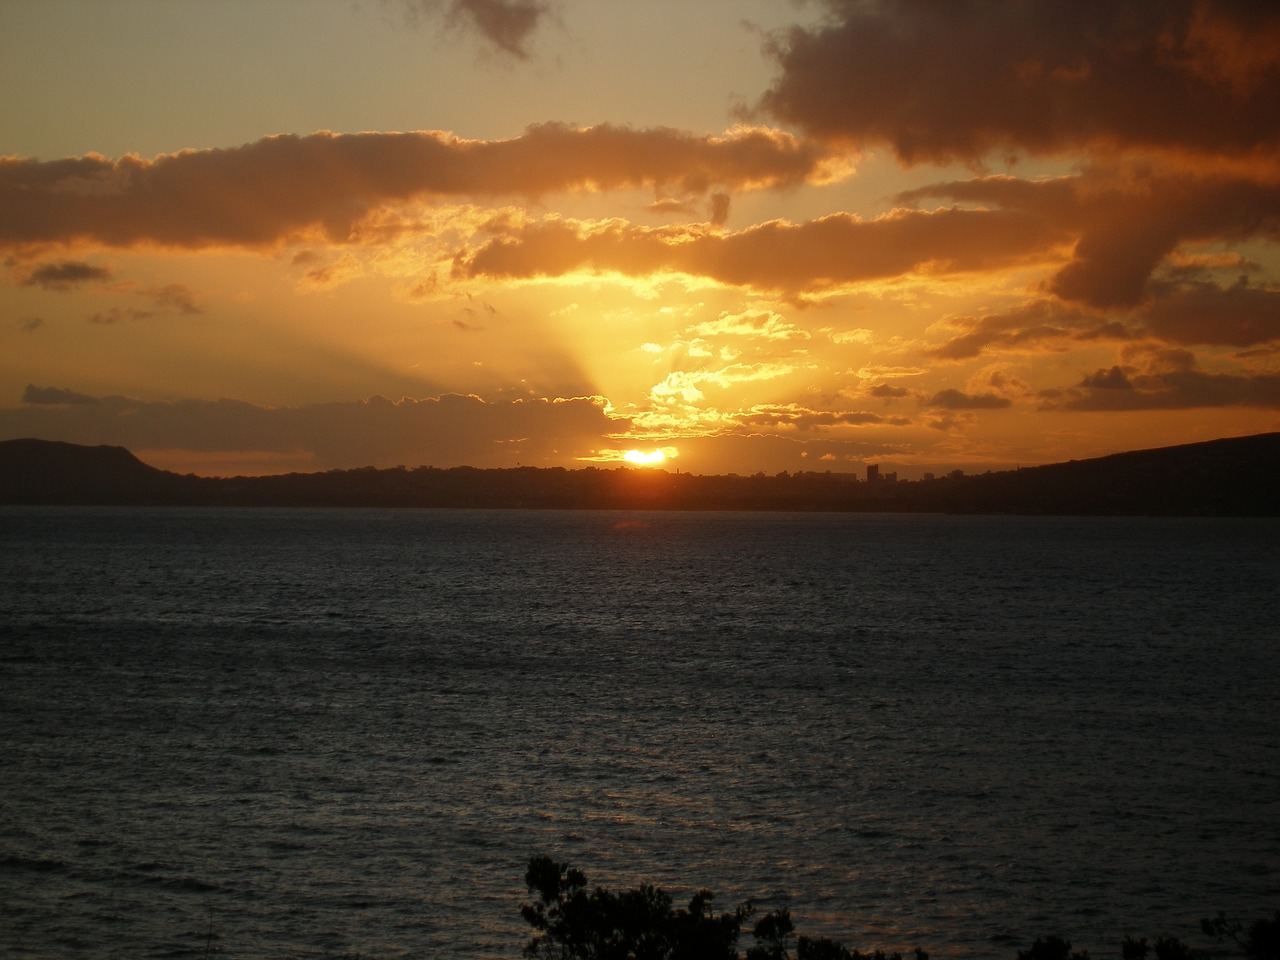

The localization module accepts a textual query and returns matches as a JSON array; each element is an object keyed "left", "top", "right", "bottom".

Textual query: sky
[{"left": 2, "top": 0, "right": 1278, "bottom": 478}]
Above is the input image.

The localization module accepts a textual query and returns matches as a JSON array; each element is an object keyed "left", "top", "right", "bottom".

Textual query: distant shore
[{"left": 2, "top": 432, "right": 1278, "bottom": 515}]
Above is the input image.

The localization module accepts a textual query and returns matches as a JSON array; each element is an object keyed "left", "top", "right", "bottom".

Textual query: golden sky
[{"left": 2, "top": 0, "right": 1278, "bottom": 477}]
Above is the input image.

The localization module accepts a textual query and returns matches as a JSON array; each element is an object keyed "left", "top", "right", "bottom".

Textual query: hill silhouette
[
  {"left": 0, "top": 438, "right": 182, "bottom": 503},
  {"left": 1, "top": 433, "right": 1277, "bottom": 515}
]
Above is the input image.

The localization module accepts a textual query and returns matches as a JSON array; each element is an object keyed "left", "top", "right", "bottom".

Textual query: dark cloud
[
  {"left": 1043, "top": 368, "right": 1280, "bottom": 411},
  {"left": 930, "top": 300, "right": 1092, "bottom": 360},
  {"left": 16, "top": 317, "right": 44, "bottom": 333},
  {"left": 757, "top": 0, "right": 1280, "bottom": 161},
  {"left": 868, "top": 384, "right": 909, "bottom": 399},
  {"left": 0, "top": 126, "right": 840, "bottom": 252},
  {"left": 1130, "top": 344, "right": 1200, "bottom": 376},
  {"left": 924, "top": 389, "right": 1013, "bottom": 410},
  {"left": 709, "top": 192, "right": 731, "bottom": 227},
  {"left": 403, "top": 0, "right": 552, "bottom": 59},
  {"left": 88, "top": 307, "right": 153, "bottom": 324},
  {"left": 900, "top": 165, "right": 1280, "bottom": 309},
  {"left": 1080, "top": 366, "right": 1133, "bottom": 390},
  {"left": 1143, "top": 277, "right": 1280, "bottom": 346},
  {"left": 1046, "top": 173, "right": 1280, "bottom": 307},
  {"left": 931, "top": 273, "right": 1280, "bottom": 361},
  {"left": 450, "top": 0, "right": 550, "bottom": 59},
  {"left": 21, "top": 260, "right": 111, "bottom": 290},
  {"left": 1, "top": 389, "right": 624, "bottom": 470},
  {"left": 143, "top": 283, "right": 202, "bottom": 315},
  {"left": 22, "top": 384, "right": 99, "bottom": 405}
]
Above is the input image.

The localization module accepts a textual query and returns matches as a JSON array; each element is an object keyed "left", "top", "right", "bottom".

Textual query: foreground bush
[
  {"left": 520, "top": 856, "right": 928, "bottom": 960},
  {"left": 520, "top": 857, "right": 1277, "bottom": 960},
  {"left": 1202, "top": 912, "right": 1280, "bottom": 960}
]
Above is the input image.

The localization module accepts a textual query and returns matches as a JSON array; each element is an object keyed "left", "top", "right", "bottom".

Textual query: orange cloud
[
  {"left": 0, "top": 125, "right": 844, "bottom": 253},
  {"left": 453, "top": 206, "right": 1067, "bottom": 295},
  {"left": 757, "top": 0, "right": 1280, "bottom": 162},
  {"left": 689, "top": 310, "right": 809, "bottom": 342}
]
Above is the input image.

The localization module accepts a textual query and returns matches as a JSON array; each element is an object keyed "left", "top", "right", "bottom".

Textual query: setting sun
[{"left": 624, "top": 449, "right": 666, "bottom": 466}]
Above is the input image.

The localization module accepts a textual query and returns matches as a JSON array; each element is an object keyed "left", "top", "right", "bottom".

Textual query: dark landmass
[{"left": 1, "top": 433, "right": 1277, "bottom": 514}]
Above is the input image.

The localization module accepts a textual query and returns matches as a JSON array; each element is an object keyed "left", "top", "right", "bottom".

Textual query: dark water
[{"left": 2, "top": 507, "right": 1278, "bottom": 959}]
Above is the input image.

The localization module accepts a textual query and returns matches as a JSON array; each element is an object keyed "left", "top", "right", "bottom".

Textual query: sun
[{"left": 624, "top": 449, "right": 666, "bottom": 466}]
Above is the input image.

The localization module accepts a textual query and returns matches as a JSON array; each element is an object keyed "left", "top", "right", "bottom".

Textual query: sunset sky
[{"left": 3, "top": 0, "right": 1278, "bottom": 477}]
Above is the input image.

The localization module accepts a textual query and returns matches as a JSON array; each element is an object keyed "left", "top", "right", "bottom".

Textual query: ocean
[{"left": 1, "top": 507, "right": 1277, "bottom": 959}]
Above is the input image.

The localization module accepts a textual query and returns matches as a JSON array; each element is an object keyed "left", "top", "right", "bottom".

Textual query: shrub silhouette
[
  {"left": 1203, "top": 912, "right": 1280, "bottom": 960},
  {"left": 521, "top": 856, "right": 746, "bottom": 960},
  {"left": 1121, "top": 935, "right": 1208, "bottom": 960},
  {"left": 1016, "top": 936, "right": 1090, "bottom": 960},
  {"left": 520, "top": 857, "right": 927, "bottom": 960},
  {"left": 520, "top": 857, "right": 1273, "bottom": 960}
]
